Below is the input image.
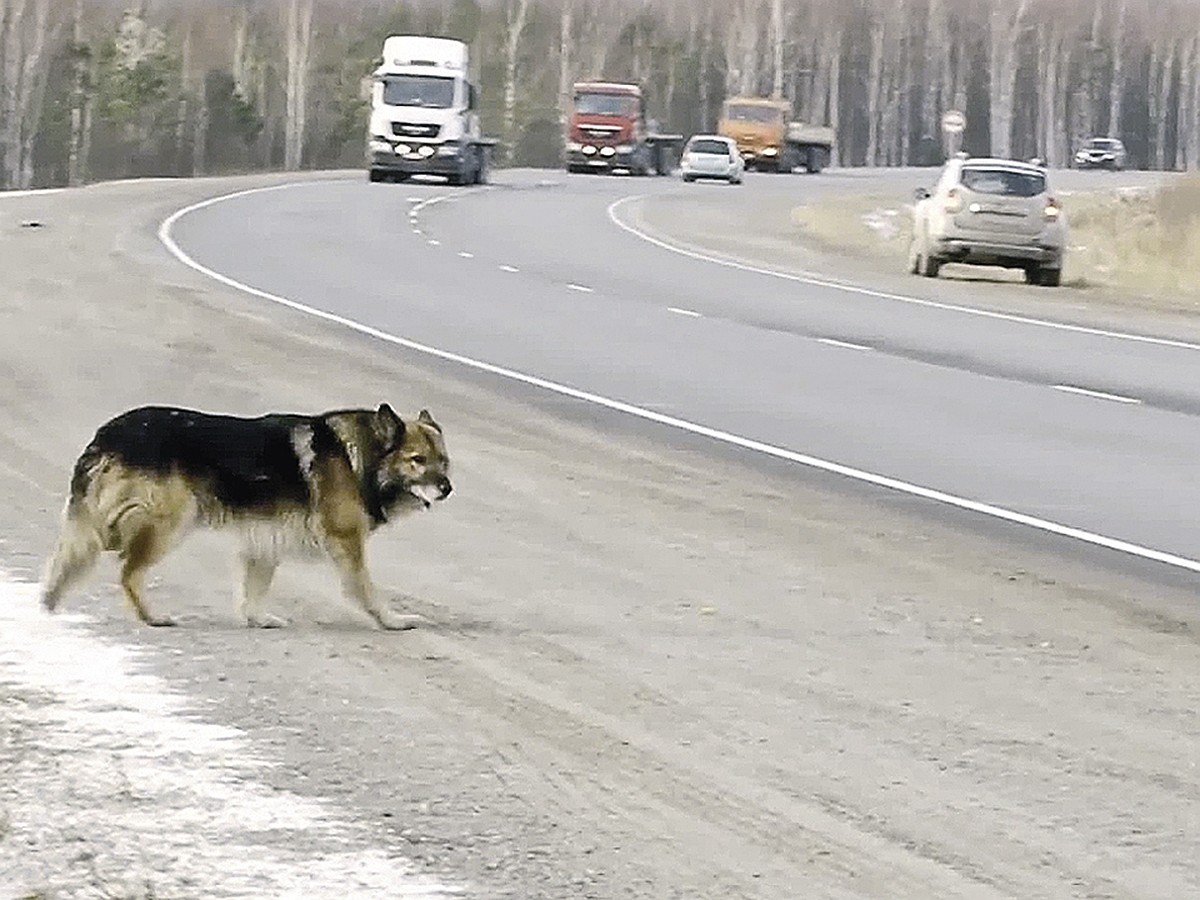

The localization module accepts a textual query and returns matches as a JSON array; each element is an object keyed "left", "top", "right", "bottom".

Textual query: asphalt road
[
  {"left": 170, "top": 166, "right": 1200, "bottom": 576},
  {"left": 2, "top": 170, "right": 1199, "bottom": 900}
]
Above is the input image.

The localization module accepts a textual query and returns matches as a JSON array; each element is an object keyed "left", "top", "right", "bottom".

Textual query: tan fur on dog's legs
[
  {"left": 118, "top": 526, "right": 177, "bottom": 627},
  {"left": 238, "top": 554, "right": 284, "bottom": 628},
  {"left": 325, "top": 533, "right": 420, "bottom": 631},
  {"left": 40, "top": 506, "right": 103, "bottom": 613}
]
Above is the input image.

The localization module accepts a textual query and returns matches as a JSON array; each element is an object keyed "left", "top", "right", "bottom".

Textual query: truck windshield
[
  {"left": 574, "top": 93, "right": 636, "bottom": 117},
  {"left": 382, "top": 74, "right": 455, "bottom": 109},
  {"left": 724, "top": 104, "right": 783, "bottom": 125}
]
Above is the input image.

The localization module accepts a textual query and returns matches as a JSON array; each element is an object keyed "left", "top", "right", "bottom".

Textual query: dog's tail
[{"left": 40, "top": 449, "right": 106, "bottom": 613}]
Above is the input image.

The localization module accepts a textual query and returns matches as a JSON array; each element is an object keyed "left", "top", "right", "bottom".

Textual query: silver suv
[{"left": 909, "top": 156, "right": 1068, "bottom": 287}]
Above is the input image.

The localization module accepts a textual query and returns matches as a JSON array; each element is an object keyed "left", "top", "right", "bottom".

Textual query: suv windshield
[
  {"left": 1086, "top": 139, "right": 1120, "bottom": 150},
  {"left": 382, "top": 74, "right": 455, "bottom": 109},
  {"left": 688, "top": 139, "right": 730, "bottom": 156},
  {"left": 724, "top": 104, "right": 783, "bottom": 125},
  {"left": 960, "top": 167, "right": 1046, "bottom": 198},
  {"left": 574, "top": 93, "right": 636, "bottom": 117}
]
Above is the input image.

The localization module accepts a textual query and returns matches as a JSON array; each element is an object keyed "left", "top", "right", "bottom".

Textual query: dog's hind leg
[
  {"left": 118, "top": 522, "right": 181, "bottom": 627},
  {"left": 237, "top": 554, "right": 284, "bottom": 629},
  {"left": 324, "top": 532, "right": 421, "bottom": 631},
  {"left": 40, "top": 501, "right": 103, "bottom": 613}
]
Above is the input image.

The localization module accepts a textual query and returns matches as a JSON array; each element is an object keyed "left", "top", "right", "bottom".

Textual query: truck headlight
[
  {"left": 615, "top": 144, "right": 634, "bottom": 154},
  {"left": 417, "top": 145, "right": 435, "bottom": 158},
  {"left": 762, "top": 147, "right": 778, "bottom": 156},
  {"left": 599, "top": 146, "right": 616, "bottom": 157},
  {"left": 582, "top": 145, "right": 597, "bottom": 156},
  {"left": 436, "top": 143, "right": 460, "bottom": 157},
  {"left": 396, "top": 144, "right": 411, "bottom": 155},
  {"left": 368, "top": 139, "right": 392, "bottom": 154},
  {"left": 567, "top": 141, "right": 583, "bottom": 152}
]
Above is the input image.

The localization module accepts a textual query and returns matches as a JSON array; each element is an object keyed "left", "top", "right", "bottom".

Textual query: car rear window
[
  {"left": 959, "top": 168, "right": 1046, "bottom": 197},
  {"left": 688, "top": 139, "right": 730, "bottom": 156}
]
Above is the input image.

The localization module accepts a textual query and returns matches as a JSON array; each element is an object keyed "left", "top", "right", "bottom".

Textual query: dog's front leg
[{"left": 324, "top": 532, "right": 421, "bottom": 631}]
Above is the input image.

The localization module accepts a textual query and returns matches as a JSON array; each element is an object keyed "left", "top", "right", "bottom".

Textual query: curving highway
[
  {"left": 167, "top": 168, "right": 1200, "bottom": 578},
  {"left": 3, "top": 169, "right": 1199, "bottom": 899}
]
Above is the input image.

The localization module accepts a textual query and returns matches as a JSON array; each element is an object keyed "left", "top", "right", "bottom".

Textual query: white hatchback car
[
  {"left": 909, "top": 156, "right": 1067, "bottom": 286},
  {"left": 680, "top": 135, "right": 744, "bottom": 184}
]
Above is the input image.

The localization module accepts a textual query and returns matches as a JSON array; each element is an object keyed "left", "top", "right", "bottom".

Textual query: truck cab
[
  {"left": 366, "top": 35, "right": 491, "bottom": 185},
  {"left": 718, "top": 96, "right": 833, "bottom": 174},
  {"left": 565, "top": 82, "right": 680, "bottom": 176}
]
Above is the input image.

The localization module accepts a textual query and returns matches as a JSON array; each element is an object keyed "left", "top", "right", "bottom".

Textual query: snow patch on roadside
[
  {"left": 0, "top": 569, "right": 463, "bottom": 898},
  {"left": 860, "top": 207, "right": 902, "bottom": 242}
]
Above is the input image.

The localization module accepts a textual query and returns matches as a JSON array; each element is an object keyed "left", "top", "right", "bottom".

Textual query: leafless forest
[{"left": 1, "top": 0, "right": 1198, "bottom": 189}]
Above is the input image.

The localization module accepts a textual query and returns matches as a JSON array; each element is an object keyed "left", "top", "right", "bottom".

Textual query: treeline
[{"left": 1, "top": 0, "right": 1198, "bottom": 189}]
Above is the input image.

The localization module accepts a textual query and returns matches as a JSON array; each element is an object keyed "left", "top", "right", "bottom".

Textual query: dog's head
[{"left": 371, "top": 404, "right": 452, "bottom": 514}]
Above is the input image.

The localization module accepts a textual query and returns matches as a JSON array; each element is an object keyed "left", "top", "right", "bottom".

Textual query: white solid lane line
[
  {"left": 1054, "top": 385, "right": 1143, "bottom": 404},
  {"left": 817, "top": 338, "right": 872, "bottom": 351},
  {"left": 606, "top": 195, "right": 1200, "bottom": 353},
  {"left": 668, "top": 307, "right": 703, "bottom": 317},
  {"left": 157, "top": 183, "right": 1200, "bottom": 578}
]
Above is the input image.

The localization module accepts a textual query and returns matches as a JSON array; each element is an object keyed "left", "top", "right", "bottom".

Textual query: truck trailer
[
  {"left": 565, "top": 82, "right": 682, "bottom": 176},
  {"left": 366, "top": 35, "right": 496, "bottom": 185}
]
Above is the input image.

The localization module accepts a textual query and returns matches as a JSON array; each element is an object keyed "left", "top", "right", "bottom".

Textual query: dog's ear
[
  {"left": 374, "top": 403, "right": 405, "bottom": 446},
  {"left": 417, "top": 408, "right": 442, "bottom": 433}
]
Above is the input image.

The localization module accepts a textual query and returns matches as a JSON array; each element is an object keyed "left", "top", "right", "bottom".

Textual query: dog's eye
[{"left": 410, "top": 455, "right": 426, "bottom": 466}]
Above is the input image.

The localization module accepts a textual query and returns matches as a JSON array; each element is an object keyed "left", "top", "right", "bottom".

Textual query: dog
[{"left": 39, "top": 403, "right": 452, "bottom": 630}]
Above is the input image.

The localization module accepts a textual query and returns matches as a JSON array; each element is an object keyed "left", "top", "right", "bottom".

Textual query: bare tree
[
  {"left": 283, "top": 0, "right": 314, "bottom": 170},
  {"left": 502, "top": 0, "right": 530, "bottom": 156},
  {"left": 1107, "top": 0, "right": 1127, "bottom": 137},
  {"left": 988, "top": 0, "right": 1031, "bottom": 159}
]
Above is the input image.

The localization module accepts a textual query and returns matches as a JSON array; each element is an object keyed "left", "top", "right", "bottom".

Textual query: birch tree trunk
[
  {"left": 1190, "top": 35, "right": 1200, "bottom": 171},
  {"left": 866, "top": 15, "right": 885, "bottom": 165},
  {"left": 770, "top": 0, "right": 783, "bottom": 99},
  {"left": 1107, "top": 0, "right": 1127, "bottom": 137},
  {"left": 988, "top": 0, "right": 1030, "bottom": 159},
  {"left": 502, "top": 0, "right": 531, "bottom": 159},
  {"left": 17, "top": 0, "right": 53, "bottom": 188},
  {"left": 920, "top": 0, "right": 949, "bottom": 154},
  {"left": 283, "top": 0, "right": 314, "bottom": 171},
  {"left": 176, "top": 26, "right": 191, "bottom": 176},
  {"left": 828, "top": 29, "right": 841, "bottom": 165},
  {"left": 1, "top": 0, "right": 28, "bottom": 189},
  {"left": 1150, "top": 38, "right": 1177, "bottom": 170},
  {"left": 67, "top": 0, "right": 85, "bottom": 186},
  {"left": 558, "top": 0, "right": 572, "bottom": 135}
]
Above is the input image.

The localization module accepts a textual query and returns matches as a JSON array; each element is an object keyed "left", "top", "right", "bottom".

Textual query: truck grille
[{"left": 391, "top": 122, "right": 440, "bottom": 139}]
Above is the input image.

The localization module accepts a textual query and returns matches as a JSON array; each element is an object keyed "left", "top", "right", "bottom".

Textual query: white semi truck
[{"left": 366, "top": 35, "right": 496, "bottom": 185}]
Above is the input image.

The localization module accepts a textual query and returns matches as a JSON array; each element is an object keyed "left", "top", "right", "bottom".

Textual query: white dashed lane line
[
  {"left": 566, "top": 283, "right": 593, "bottom": 293},
  {"left": 817, "top": 338, "right": 873, "bottom": 351},
  {"left": 428, "top": 239, "right": 440, "bottom": 247},
  {"left": 1054, "top": 385, "right": 1143, "bottom": 405},
  {"left": 667, "top": 307, "right": 702, "bottom": 318},
  {"left": 458, "top": 251, "right": 474, "bottom": 259},
  {"left": 499, "top": 265, "right": 520, "bottom": 273}
]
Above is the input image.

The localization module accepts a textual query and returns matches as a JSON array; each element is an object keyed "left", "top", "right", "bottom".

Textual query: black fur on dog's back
[{"left": 73, "top": 406, "right": 346, "bottom": 514}]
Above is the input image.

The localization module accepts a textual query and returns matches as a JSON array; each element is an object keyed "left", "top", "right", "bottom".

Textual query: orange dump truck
[{"left": 718, "top": 97, "right": 834, "bottom": 173}]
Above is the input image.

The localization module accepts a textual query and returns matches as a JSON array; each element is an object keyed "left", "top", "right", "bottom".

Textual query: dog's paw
[
  {"left": 374, "top": 610, "right": 425, "bottom": 632},
  {"left": 247, "top": 612, "right": 289, "bottom": 629}
]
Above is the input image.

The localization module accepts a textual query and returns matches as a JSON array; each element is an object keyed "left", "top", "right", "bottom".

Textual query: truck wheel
[
  {"left": 368, "top": 168, "right": 385, "bottom": 183},
  {"left": 805, "top": 149, "right": 826, "bottom": 174},
  {"left": 473, "top": 148, "right": 489, "bottom": 185},
  {"left": 921, "top": 254, "right": 941, "bottom": 278}
]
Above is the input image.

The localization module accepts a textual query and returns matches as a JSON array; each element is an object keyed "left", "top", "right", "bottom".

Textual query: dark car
[{"left": 1073, "top": 137, "right": 1127, "bottom": 171}]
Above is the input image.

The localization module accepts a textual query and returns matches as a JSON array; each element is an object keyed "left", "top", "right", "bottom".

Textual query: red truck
[{"left": 565, "top": 81, "right": 681, "bottom": 176}]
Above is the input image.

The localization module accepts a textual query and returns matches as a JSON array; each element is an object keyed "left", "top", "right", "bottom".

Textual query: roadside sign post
[{"left": 941, "top": 110, "right": 965, "bottom": 158}]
